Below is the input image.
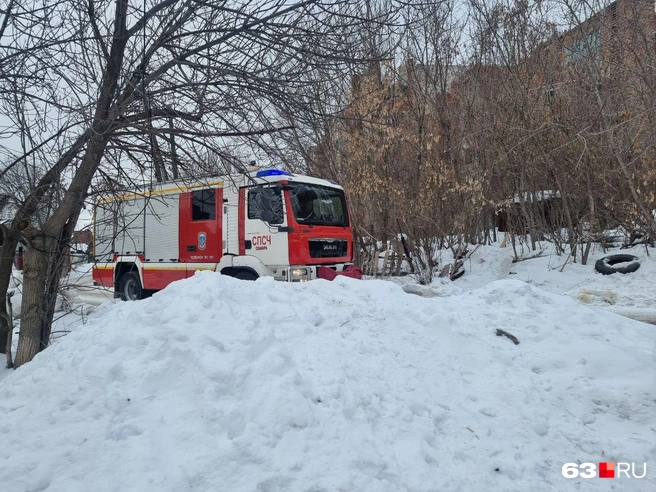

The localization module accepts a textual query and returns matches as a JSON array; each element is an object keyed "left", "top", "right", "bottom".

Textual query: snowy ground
[
  {"left": 2, "top": 263, "right": 113, "bottom": 383},
  {"left": 381, "top": 241, "right": 656, "bottom": 325},
  {"left": 0, "top": 268, "right": 654, "bottom": 491},
  {"left": 459, "top": 242, "right": 655, "bottom": 313}
]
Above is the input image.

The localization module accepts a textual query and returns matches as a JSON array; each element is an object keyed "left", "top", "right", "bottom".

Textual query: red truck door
[{"left": 179, "top": 188, "right": 223, "bottom": 275}]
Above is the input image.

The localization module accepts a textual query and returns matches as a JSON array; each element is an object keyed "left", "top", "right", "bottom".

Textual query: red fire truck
[{"left": 92, "top": 169, "right": 354, "bottom": 300}]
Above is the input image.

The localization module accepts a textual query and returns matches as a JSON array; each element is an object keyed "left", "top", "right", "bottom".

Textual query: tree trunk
[
  {"left": 13, "top": 232, "right": 53, "bottom": 368},
  {"left": 169, "top": 116, "right": 180, "bottom": 180},
  {"left": 0, "top": 225, "right": 21, "bottom": 354},
  {"left": 582, "top": 172, "right": 596, "bottom": 266},
  {"left": 14, "top": 139, "right": 107, "bottom": 368},
  {"left": 517, "top": 176, "right": 537, "bottom": 251},
  {"left": 13, "top": 217, "right": 79, "bottom": 367},
  {"left": 41, "top": 216, "right": 79, "bottom": 348},
  {"left": 5, "top": 291, "right": 14, "bottom": 368},
  {"left": 380, "top": 237, "right": 390, "bottom": 276},
  {"left": 555, "top": 177, "right": 577, "bottom": 260}
]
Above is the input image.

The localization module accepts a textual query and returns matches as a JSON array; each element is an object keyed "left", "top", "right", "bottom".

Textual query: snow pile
[
  {"left": 0, "top": 273, "right": 654, "bottom": 491},
  {"left": 423, "top": 243, "right": 656, "bottom": 321}
]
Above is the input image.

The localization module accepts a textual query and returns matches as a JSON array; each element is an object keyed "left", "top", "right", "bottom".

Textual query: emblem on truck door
[{"left": 198, "top": 232, "right": 207, "bottom": 251}]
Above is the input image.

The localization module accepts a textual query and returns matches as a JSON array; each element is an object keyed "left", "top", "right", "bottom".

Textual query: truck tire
[
  {"left": 594, "top": 254, "right": 641, "bottom": 275},
  {"left": 119, "top": 272, "right": 143, "bottom": 300},
  {"left": 234, "top": 270, "right": 258, "bottom": 281}
]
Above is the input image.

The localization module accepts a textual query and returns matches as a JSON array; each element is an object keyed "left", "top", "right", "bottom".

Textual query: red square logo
[{"left": 599, "top": 462, "right": 615, "bottom": 478}]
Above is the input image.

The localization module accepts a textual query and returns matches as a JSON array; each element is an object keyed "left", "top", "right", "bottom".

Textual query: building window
[
  {"left": 248, "top": 188, "right": 284, "bottom": 224},
  {"left": 192, "top": 189, "right": 216, "bottom": 221},
  {"left": 565, "top": 28, "right": 601, "bottom": 63}
]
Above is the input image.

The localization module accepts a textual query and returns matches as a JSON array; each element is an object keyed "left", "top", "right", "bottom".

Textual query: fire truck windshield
[{"left": 288, "top": 183, "right": 349, "bottom": 227}]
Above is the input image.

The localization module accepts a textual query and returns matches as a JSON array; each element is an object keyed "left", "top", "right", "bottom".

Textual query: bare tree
[
  {"left": 0, "top": 0, "right": 403, "bottom": 367},
  {"left": 315, "top": 0, "right": 656, "bottom": 279},
  {"left": 0, "top": 0, "right": 79, "bottom": 356}
]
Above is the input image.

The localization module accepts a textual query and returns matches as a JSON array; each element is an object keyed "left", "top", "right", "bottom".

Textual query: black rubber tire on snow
[
  {"left": 451, "top": 267, "right": 465, "bottom": 281},
  {"left": 450, "top": 260, "right": 465, "bottom": 281},
  {"left": 234, "top": 270, "right": 258, "bottom": 281},
  {"left": 119, "top": 272, "right": 143, "bottom": 300},
  {"left": 594, "top": 254, "right": 641, "bottom": 275}
]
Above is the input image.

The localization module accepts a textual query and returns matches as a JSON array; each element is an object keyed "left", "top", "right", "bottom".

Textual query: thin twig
[
  {"left": 496, "top": 329, "right": 520, "bottom": 345},
  {"left": 4, "top": 291, "right": 15, "bottom": 368}
]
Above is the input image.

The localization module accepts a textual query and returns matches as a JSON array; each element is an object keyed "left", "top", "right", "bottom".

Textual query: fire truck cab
[{"left": 92, "top": 169, "right": 354, "bottom": 300}]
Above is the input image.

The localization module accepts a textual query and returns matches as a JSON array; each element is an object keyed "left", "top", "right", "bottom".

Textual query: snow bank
[
  {"left": 0, "top": 273, "right": 654, "bottom": 491},
  {"left": 431, "top": 243, "right": 656, "bottom": 320}
]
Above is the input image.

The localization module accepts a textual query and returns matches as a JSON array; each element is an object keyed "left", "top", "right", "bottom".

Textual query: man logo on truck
[{"left": 198, "top": 232, "right": 207, "bottom": 251}]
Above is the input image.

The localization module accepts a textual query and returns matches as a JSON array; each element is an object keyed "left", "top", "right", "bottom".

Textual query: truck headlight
[{"left": 291, "top": 268, "right": 308, "bottom": 277}]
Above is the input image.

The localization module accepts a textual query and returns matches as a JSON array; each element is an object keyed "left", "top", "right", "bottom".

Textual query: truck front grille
[{"left": 308, "top": 239, "right": 347, "bottom": 258}]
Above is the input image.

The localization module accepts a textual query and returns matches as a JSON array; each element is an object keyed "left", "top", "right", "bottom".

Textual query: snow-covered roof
[
  {"left": 496, "top": 190, "right": 562, "bottom": 209},
  {"left": 510, "top": 190, "right": 561, "bottom": 203}
]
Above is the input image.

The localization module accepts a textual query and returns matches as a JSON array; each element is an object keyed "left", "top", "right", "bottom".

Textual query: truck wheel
[
  {"left": 235, "top": 270, "right": 258, "bottom": 281},
  {"left": 119, "top": 272, "right": 143, "bottom": 301}
]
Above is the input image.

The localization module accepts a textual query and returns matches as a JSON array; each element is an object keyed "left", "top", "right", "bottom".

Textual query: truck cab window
[
  {"left": 248, "top": 188, "right": 284, "bottom": 224},
  {"left": 192, "top": 189, "right": 216, "bottom": 221},
  {"left": 289, "top": 183, "right": 349, "bottom": 227}
]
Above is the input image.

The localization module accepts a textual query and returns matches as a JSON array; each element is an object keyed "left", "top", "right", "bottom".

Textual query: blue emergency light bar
[{"left": 255, "top": 169, "right": 293, "bottom": 178}]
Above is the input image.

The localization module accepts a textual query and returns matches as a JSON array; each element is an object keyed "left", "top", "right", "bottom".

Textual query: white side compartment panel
[
  {"left": 223, "top": 184, "right": 239, "bottom": 254},
  {"left": 144, "top": 194, "right": 179, "bottom": 261},
  {"left": 93, "top": 201, "right": 118, "bottom": 262},
  {"left": 115, "top": 196, "right": 145, "bottom": 256}
]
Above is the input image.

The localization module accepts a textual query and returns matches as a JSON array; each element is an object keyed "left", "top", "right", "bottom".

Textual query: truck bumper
[{"left": 282, "top": 263, "right": 353, "bottom": 282}]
